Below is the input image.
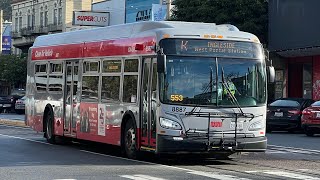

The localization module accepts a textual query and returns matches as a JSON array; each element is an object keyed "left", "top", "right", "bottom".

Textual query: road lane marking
[
  {"left": 0, "top": 133, "right": 52, "bottom": 145},
  {"left": 120, "top": 175, "right": 167, "bottom": 180},
  {"left": 187, "top": 171, "right": 252, "bottom": 180},
  {"left": 268, "top": 145, "right": 320, "bottom": 154},
  {"left": 0, "top": 124, "right": 31, "bottom": 129},
  {"left": 79, "top": 150, "right": 190, "bottom": 172},
  {"left": 262, "top": 171, "right": 320, "bottom": 180},
  {"left": 265, "top": 149, "right": 288, "bottom": 154}
]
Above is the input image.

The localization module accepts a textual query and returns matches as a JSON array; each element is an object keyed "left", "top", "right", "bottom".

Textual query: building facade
[
  {"left": 92, "top": 0, "right": 126, "bottom": 25},
  {"left": 11, "top": 0, "right": 92, "bottom": 54},
  {"left": 269, "top": 0, "right": 320, "bottom": 101}
]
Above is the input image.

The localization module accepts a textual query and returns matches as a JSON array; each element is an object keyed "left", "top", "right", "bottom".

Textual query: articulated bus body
[{"left": 26, "top": 21, "right": 270, "bottom": 159}]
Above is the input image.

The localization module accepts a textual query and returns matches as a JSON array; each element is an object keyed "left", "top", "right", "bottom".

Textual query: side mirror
[
  {"left": 157, "top": 53, "right": 165, "bottom": 73},
  {"left": 267, "top": 66, "right": 275, "bottom": 83}
]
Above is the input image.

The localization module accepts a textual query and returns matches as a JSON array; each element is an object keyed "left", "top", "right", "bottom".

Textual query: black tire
[
  {"left": 123, "top": 120, "right": 137, "bottom": 159},
  {"left": 305, "top": 130, "right": 314, "bottom": 137},
  {"left": 45, "top": 108, "right": 56, "bottom": 144}
]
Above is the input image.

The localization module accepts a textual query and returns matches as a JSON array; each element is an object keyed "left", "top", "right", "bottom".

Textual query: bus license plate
[{"left": 230, "top": 122, "right": 243, "bottom": 129}]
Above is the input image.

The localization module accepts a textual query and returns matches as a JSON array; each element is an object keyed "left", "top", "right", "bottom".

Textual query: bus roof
[{"left": 32, "top": 21, "right": 259, "bottom": 48}]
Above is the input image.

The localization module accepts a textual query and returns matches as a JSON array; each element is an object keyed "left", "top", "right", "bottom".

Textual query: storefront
[{"left": 269, "top": 0, "right": 320, "bottom": 101}]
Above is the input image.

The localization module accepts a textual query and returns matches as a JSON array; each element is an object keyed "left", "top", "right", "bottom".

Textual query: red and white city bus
[{"left": 26, "top": 21, "right": 274, "bottom": 159}]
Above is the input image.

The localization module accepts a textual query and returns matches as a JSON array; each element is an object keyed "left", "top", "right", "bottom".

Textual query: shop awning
[{"left": 275, "top": 46, "right": 320, "bottom": 57}]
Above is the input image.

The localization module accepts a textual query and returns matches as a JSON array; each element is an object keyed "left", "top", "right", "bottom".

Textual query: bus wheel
[
  {"left": 124, "top": 120, "right": 137, "bottom": 159},
  {"left": 45, "top": 108, "right": 56, "bottom": 144}
]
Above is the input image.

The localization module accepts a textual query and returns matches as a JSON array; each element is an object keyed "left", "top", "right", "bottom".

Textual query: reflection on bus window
[
  {"left": 124, "top": 59, "right": 139, "bottom": 72},
  {"left": 50, "top": 63, "right": 62, "bottom": 73},
  {"left": 83, "top": 61, "right": 100, "bottom": 73},
  {"left": 160, "top": 56, "right": 266, "bottom": 107},
  {"left": 35, "top": 76, "right": 47, "bottom": 92},
  {"left": 123, "top": 75, "right": 138, "bottom": 103},
  {"left": 48, "top": 75, "right": 63, "bottom": 92},
  {"left": 102, "top": 76, "right": 120, "bottom": 102},
  {"left": 35, "top": 64, "right": 47, "bottom": 74},
  {"left": 81, "top": 76, "right": 99, "bottom": 102}
]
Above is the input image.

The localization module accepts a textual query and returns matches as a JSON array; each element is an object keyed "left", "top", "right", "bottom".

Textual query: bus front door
[
  {"left": 141, "top": 57, "right": 157, "bottom": 150},
  {"left": 64, "top": 61, "right": 79, "bottom": 137}
]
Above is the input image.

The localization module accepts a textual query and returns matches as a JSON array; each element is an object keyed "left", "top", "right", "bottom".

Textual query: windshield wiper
[
  {"left": 188, "top": 67, "right": 216, "bottom": 115},
  {"left": 221, "top": 67, "right": 244, "bottom": 114}
]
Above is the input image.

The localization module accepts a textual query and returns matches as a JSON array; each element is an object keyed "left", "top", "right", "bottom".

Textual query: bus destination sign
[{"left": 161, "top": 39, "right": 262, "bottom": 59}]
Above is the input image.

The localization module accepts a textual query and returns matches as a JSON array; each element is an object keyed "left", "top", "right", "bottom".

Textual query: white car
[{"left": 15, "top": 96, "right": 26, "bottom": 114}]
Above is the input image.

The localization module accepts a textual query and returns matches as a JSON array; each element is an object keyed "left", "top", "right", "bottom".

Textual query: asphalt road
[
  {"left": 0, "top": 113, "right": 25, "bottom": 121},
  {"left": 0, "top": 123, "right": 320, "bottom": 180}
]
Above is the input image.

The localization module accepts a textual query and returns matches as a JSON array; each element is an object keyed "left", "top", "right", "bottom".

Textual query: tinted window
[
  {"left": 124, "top": 59, "right": 139, "bottom": 72},
  {"left": 269, "top": 100, "right": 300, "bottom": 107},
  {"left": 311, "top": 101, "right": 320, "bottom": 106},
  {"left": 81, "top": 76, "right": 99, "bottom": 102},
  {"left": 123, "top": 75, "right": 138, "bottom": 103},
  {"left": 101, "top": 76, "right": 120, "bottom": 102}
]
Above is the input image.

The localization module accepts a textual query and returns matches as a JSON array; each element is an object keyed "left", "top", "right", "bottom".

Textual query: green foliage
[
  {"left": 171, "top": 0, "right": 268, "bottom": 45},
  {"left": 0, "top": 0, "right": 12, "bottom": 21},
  {"left": 0, "top": 54, "right": 27, "bottom": 87}
]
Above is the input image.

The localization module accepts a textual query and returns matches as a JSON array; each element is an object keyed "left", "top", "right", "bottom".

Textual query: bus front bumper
[{"left": 157, "top": 135, "right": 267, "bottom": 153}]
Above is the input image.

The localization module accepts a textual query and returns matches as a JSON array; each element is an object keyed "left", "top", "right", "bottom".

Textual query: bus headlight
[
  {"left": 159, "top": 117, "right": 182, "bottom": 130},
  {"left": 248, "top": 121, "right": 263, "bottom": 131}
]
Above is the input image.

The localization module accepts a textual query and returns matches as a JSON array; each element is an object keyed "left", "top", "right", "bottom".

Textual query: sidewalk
[{"left": 0, "top": 119, "right": 28, "bottom": 127}]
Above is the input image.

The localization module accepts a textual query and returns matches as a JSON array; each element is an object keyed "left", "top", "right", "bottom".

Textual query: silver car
[{"left": 15, "top": 96, "right": 26, "bottom": 114}]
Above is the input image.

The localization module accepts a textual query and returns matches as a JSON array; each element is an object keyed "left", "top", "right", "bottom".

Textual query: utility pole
[{"left": 0, "top": 10, "right": 3, "bottom": 54}]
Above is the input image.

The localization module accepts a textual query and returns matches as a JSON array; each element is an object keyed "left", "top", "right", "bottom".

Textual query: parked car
[
  {"left": 8, "top": 88, "right": 25, "bottom": 112},
  {"left": 0, "top": 96, "right": 13, "bottom": 113},
  {"left": 266, "top": 98, "right": 315, "bottom": 132},
  {"left": 15, "top": 96, "right": 26, "bottom": 114},
  {"left": 301, "top": 101, "right": 320, "bottom": 136}
]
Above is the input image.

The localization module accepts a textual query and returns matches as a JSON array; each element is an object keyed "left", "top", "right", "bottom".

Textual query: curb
[{"left": 0, "top": 119, "right": 28, "bottom": 127}]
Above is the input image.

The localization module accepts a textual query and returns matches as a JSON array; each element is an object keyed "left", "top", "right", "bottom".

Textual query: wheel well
[
  {"left": 43, "top": 104, "right": 54, "bottom": 132},
  {"left": 121, "top": 111, "right": 136, "bottom": 147}
]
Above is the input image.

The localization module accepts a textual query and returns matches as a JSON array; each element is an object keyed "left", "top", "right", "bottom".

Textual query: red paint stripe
[{"left": 31, "top": 36, "right": 156, "bottom": 61}]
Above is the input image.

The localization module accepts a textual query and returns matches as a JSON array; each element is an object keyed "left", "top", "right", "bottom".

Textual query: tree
[
  {"left": 0, "top": 0, "right": 12, "bottom": 21},
  {"left": 171, "top": 0, "right": 268, "bottom": 45},
  {"left": 0, "top": 54, "right": 27, "bottom": 89}
]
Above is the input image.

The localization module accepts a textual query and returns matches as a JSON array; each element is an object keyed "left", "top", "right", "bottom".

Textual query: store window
[{"left": 303, "top": 64, "right": 312, "bottom": 99}]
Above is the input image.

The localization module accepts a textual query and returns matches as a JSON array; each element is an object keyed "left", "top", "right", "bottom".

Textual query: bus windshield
[{"left": 159, "top": 56, "right": 266, "bottom": 107}]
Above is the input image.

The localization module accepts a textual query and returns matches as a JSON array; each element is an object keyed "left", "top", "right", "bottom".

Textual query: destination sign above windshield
[{"left": 160, "top": 39, "right": 263, "bottom": 59}]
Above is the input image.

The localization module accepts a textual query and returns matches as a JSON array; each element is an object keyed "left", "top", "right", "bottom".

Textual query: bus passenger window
[
  {"left": 83, "top": 61, "right": 100, "bottom": 73},
  {"left": 81, "top": 76, "right": 99, "bottom": 102},
  {"left": 123, "top": 75, "right": 138, "bottom": 103},
  {"left": 101, "top": 76, "right": 120, "bottom": 102},
  {"left": 124, "top": 59, "right": 139, "bottom": 72}
]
